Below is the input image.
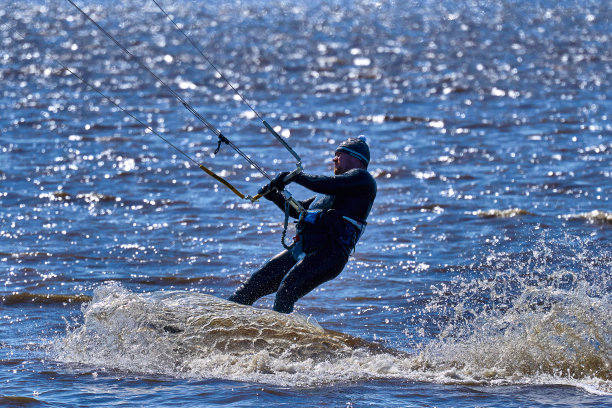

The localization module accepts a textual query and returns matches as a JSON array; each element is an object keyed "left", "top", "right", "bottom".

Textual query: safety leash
[{"left": 281, "top": 201, "right": 294, "bottom": 250}]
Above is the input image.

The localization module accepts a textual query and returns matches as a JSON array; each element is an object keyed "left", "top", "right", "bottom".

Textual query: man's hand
[
  {"left": 270, "top": 171, "right": 290, "bottom": 191},
  {"left": 257, "top": 171, "right": 290, "bottom": 196},
  {"left": 257, "top": 182, "right": 273, "bottom": 196}
]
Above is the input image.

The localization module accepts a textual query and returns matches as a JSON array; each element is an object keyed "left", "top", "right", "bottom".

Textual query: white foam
[
  {"left": 53, "top": 283, "right": 406, "bottom": 385},
  {"left": 53, "top": 280, "right": 611, "bottom": 392}
]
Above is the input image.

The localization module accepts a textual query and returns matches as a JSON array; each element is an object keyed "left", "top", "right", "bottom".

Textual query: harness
[{"left": 290, "top": 209, "right": 366, "bottom": 254}]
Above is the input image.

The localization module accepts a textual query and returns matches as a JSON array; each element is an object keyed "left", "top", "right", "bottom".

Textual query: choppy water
[{"left": 1, "top": 0, "right": 611, "bottom": 406}]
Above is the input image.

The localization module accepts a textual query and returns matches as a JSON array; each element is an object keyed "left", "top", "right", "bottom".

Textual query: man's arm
[{"left": 292, "top": 168, "right": 374, "bottom": 196}]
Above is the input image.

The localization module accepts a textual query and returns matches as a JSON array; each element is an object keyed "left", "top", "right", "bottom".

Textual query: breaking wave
[
  {"left": 52, "top": 283, "right": 403, "bottom": 386},
  {"left": 53, "top": 274, "right": 611, "bottom": 393}
]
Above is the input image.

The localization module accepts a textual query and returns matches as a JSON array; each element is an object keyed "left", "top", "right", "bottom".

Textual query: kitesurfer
[{"left": 228, "top": 136, "right": 377, "bottom": 313}]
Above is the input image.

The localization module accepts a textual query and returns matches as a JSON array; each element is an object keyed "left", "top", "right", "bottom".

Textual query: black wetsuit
[{"left": 228, "top": 168, "right": 377, "bottom": 313}]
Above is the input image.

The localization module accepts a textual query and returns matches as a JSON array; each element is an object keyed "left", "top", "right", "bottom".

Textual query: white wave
[
  {"left": 53, "top": 281, "right": 611, "bottom": 393},
  {"left": 53, "top": 283, "right": 405, "bottom": 386}
]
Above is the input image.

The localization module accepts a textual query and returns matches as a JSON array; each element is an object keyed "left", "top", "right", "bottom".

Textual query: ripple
[
  {"left": 562, "top": 210, "right": 612, "bottom": 225},
  {"left": 472, "top": 208, "right": 535, "bottom": 218}
]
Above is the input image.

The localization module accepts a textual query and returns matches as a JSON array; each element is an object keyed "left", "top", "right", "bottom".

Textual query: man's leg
[
  {"left": 228, "top": 249, "right": 296, "bottom": 306},
  {"left": 273, "top": 249, "right": 348, "bottom": 313}
]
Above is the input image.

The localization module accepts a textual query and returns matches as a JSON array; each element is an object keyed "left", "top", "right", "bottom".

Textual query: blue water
[{"left": 1, "top": 0, "right": 611, "bottom": 406}]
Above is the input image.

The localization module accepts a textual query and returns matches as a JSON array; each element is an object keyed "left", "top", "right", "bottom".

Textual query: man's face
[{"left": 333, "top": 151, "right": 361, "bottom": 175}]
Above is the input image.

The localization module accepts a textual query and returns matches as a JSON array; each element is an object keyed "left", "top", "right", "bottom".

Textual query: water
[{"left": 1, "top": 0, "right": 611, "bottom": 406}]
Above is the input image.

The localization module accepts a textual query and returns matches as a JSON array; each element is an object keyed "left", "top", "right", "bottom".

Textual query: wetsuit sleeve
[{"left": 292, "top": 169, "right": 374, "bottom": 196}]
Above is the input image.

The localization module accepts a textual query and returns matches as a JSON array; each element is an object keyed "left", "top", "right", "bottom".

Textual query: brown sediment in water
[{"left": 1, "top": 292, "right": 92, "bottom": 305}]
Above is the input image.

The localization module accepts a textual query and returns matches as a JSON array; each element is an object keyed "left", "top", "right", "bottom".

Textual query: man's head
[{"left": 333, "top": 136, "right": 370, "bottom": 175}]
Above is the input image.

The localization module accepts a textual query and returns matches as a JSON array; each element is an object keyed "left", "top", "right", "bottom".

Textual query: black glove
[
  {"left": 270, "top": 171, "right": 290, "bottom": 191},
  {"left": 257, "top": 182, "right": 273, "bottom": 196},
  {"left": 257, "top": 171, "right": 290, "bottom": 197}
]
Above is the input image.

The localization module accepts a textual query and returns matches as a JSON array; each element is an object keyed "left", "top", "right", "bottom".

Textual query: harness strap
[
  {"left": 341, "top": 215, "right": 366, "bottom": 230},
  {"left": 342, "top": 215, "right": 367, "bottom": 246}
]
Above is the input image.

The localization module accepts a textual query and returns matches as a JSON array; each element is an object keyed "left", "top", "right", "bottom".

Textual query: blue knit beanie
[{"left": 336, "top": 136, "right": 370, "bottom": 167}]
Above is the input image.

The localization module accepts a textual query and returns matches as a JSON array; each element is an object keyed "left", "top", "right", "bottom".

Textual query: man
[{"left": 228, "top": 136, "right": 377, "bottom": 313}]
